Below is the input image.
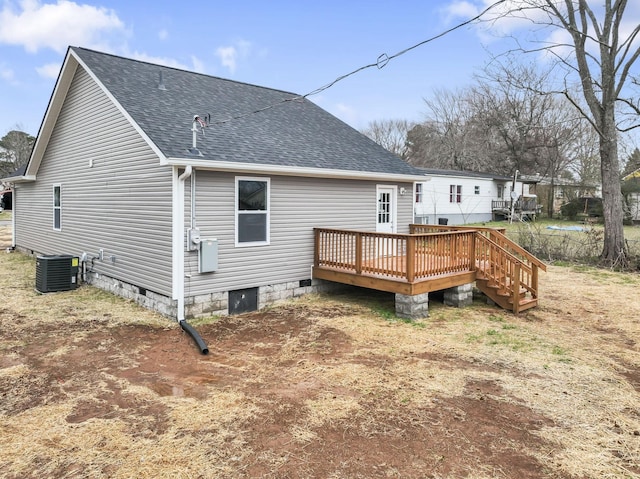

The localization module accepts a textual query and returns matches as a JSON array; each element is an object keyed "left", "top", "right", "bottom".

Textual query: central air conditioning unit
[{"left": 35, "top": 255, "right": 80, "bottom": 293}]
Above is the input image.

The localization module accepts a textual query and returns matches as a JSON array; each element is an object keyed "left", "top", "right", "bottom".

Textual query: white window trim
[
  {"left": 53, "top": 183, "right": 61, "bottom": 231},
  {"left": 235, "top": 176, "right": 270, "bottom": 247},
  {"left": 449, "top": 184, "right": 462, "bottom": 203},
  {"left": 415, "top": 183, "right": 423, "bottom": 204}
]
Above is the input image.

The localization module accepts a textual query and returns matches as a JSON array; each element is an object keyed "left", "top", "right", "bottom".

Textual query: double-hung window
[
  {"left": 53, "top": 184, "right": 61, "bottom": 230},
  {"left": 236, "top": 177, "right": 270, "bottom": 246},
  {"left": 415, "top": 183, "right": 423, "bottom": 204},
  {"left": 449, "top": 184, "right": 462, "bottom": 203}
]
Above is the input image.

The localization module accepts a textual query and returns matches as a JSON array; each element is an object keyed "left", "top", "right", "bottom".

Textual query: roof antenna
[
  {"left": 188, "top": 115, "right": 206, "bottom": 156},
  {"left": 158, "top": 71, "right": 166, "bottom": 91}
]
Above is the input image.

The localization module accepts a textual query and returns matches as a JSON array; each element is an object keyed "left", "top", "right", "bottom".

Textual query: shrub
[{"left": 560, "top": 197, "right": 603, "bottom": 220}]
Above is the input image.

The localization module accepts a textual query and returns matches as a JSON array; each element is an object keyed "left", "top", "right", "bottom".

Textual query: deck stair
[
  {"left": 469, "top": 227, "right": 546, "bottom": 313},
  {"left": 410, "top": 225, "right": 547, "bottom": 313}
]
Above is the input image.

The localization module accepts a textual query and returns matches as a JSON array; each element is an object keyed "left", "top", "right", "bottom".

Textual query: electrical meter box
[
  {"left": 36, "top": 255, "right": 79, "bottom": 293},
  {"left": 198, "top": 238, "right": 218, "bottom": 273}
]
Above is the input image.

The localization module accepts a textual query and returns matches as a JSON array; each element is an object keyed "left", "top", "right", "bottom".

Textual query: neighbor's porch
[{"left": 313, "top": 225, "right": 546, "bottom": 318}]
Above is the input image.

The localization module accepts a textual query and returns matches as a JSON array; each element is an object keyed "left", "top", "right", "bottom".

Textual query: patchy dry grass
[
  {"left": 0, "top": 224, "right": 639, "bottom": 478},
  {"left": 476, "top": 219, "right": 640, "bottom": 265}
]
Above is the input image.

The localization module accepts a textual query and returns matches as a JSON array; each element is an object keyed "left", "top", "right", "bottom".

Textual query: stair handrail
[
  {"left": 486, "top": 229, "right": 547, "bottom": 272},
  {"left": 410, "top": 224, "right": 546, "bottom": 273},
  {"left": 474, "top": 232, "right": 539, "bottom": 298}
]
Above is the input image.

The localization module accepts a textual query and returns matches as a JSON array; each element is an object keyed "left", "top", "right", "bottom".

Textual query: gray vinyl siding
[
  {"left": 184, "top": 172, "right": 414, "bottom": 295},
  {"left": 14, "top": 66, "right": 174, "bottom": 295}
]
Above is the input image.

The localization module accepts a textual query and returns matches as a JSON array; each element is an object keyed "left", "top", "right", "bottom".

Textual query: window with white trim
[
  {"left": 415, "top": 183, "right": 423, "bottom": 203},
  {"left": 236, "top": 177, "right": 270, "bottom": 245},
  {"left": 53, "top": 184, "right": 61, "bottom": 230},
  {"left": 474, "top": 185, "right": 480, "bottom": 195},
  {"left": 449, "top": 184, "right": 462, "bottom": 203}
]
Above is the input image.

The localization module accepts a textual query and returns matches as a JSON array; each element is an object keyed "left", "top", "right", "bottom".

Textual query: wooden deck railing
[
  {"left": 409, "top": 224, "right": 546, "bottom": 274},
  {"left": 492, "top": 198, "right": 539, "bottom": 212},
  {"left": 314, "top": 228, "right": 476, "bottom": 283}
]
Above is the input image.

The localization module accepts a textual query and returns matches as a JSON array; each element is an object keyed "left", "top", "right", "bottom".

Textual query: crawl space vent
[{"left": 228, "top": 287, "right": 258, "bottom": 315}]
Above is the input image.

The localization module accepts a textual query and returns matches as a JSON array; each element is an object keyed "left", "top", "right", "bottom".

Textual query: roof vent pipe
[
  {"left": 188, "top": 115, "right": 204, "bottom": 156},
  {"left": 158, "top": 71, "right": 166, "bottom": 90}
]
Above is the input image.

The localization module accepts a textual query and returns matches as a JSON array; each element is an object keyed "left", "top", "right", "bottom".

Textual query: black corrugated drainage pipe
[{"left": 180, "top": 320, "right": 209, "bottom": 355}]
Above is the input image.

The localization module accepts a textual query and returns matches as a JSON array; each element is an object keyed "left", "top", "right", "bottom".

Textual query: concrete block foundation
[
  {"left": 395, "top": 291, "right": 430, "bottom": 320},
  {"left": 443, "top": 283, "right": 474, "bottom": 308},
  {"left": 84, "top": 268, "right": 346, "bottom": 320}
]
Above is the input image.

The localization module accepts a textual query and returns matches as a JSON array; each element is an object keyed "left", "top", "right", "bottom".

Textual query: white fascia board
[
  {"left": 24, "top": 52, "right": 78, "bottom": 178},
  {"left": 5, "top": 175, "right": 36, "bottom": 183},
  {"left": 165, "top": 157, "right": 426, "bottom": 183},
  {"left": 70, "top": 49, "right": 168, "bottom": 164}
]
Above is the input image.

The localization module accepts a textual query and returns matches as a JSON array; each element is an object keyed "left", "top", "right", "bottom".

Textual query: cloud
[
  {"left": 158, "top": 29, "right": 168, "bottom": 41},
  {"left": 128, "top": 51, "right": 206, "bottom": 75},
  {"left": 129, "top": 51, "right": 190, "bottom": 70},
  {"left": 442, "top": 1, "right": 480, "bottom": 21},
  {"left": 190, "top": 55, "right": 205, "bottom": 74},
  {"left": 215, "top": 46, "right": 237, "bottom": 73},
  {"left": 441, "top": 0, "right": 640, "bottom": 63},
  {"left": 441, "top": 0, "right": 545, "bottom": 33},
  {"left": 35, "top": 62, "right": 61, "bottom": 78},
  {"left": 215, "top": 39, "right": 252, "bottom": 74},
  {"left": 0, "top": 0, "right": 126, "bottom": 53}
]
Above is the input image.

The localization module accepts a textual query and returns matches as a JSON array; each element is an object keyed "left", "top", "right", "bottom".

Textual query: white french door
[{"left": 376, "top": 185, "right": 397, "bottom": 233}]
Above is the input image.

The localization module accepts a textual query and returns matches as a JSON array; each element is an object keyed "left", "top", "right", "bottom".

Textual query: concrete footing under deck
[
  {"left": 444, "top": 283, "right": 474, "bottom": 308},
  {"left": 395, "top": 282, "right": 474, "bottom": 320}
]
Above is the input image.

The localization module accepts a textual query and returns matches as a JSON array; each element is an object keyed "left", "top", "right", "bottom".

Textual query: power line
[{"left": 211, "top": 0, "right": 507, "bottom": 126}]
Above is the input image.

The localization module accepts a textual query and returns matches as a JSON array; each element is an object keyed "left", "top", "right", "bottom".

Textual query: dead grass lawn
[{"left": 0, "top": 225, "right": 639, "bottom": 478}]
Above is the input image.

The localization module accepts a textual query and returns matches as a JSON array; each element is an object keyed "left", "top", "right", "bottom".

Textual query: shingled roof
[{"left": 67, "top": 47, "right": 421, "bottom": 178}]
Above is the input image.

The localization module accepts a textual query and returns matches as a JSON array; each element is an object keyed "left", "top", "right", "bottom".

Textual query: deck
[
  {"left": 492, "top": 199, "right": 542, "bottom": 221},
  {"left": 313, "top": 225, "right": 547, "bottom": 313}
]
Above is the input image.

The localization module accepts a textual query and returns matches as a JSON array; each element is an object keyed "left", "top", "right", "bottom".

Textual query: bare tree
[
  {"left": 416, "top": 60, "right": 583, "bottom": 181},
  {"left": 471, "top": 61, "right": 559, "bottom": 176},
  {"left": 360, "top": 119, "right": 413, "bottom": 158},
  {"left": 421, "top": 88, "right": 484, "bottom": 170},
  {"left": 497, "top": 0, "right": 640, "bottom": 266},
  {"left": 566, "top": 119, "right": 600, "bottom": 186}
]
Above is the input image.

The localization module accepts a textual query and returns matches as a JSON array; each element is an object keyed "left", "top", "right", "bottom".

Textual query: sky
[{"left": 0, "top": 0, "right": 638, "bottom": 143}]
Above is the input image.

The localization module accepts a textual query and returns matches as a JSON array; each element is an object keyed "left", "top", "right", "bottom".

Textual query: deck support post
[
  {"left": 443, "top": 283, "right": 474, "bottom": 308},
  {"left": 395, "top": 291, "right": 429, "bottom": 320}
]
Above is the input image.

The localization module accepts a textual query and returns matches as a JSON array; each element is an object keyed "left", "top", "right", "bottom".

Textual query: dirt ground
[{"left": 0, "top": 225, "right": 639, "bottom": 478}]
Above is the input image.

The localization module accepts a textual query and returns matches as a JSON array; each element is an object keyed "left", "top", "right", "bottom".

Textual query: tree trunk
[{"left": 599, "top": 119, "right": 626, "bottom": 266}]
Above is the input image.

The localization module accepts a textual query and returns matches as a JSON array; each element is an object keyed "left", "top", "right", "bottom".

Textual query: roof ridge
[{"left": 70, "top": 46, "right": 301, "bottom": 97}]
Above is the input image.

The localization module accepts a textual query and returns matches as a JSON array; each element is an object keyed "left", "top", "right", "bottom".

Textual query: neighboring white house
[{"left": 414, "top": 168, "right": 538, "bottom": 225}]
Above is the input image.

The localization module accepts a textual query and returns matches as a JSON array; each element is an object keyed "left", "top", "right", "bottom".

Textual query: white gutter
[
  {"left": 164, "top": 156, "right": 427, "bottom": 183},
  {"left": 172, "top": 165, "right": 192, "bottom": 322}
]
